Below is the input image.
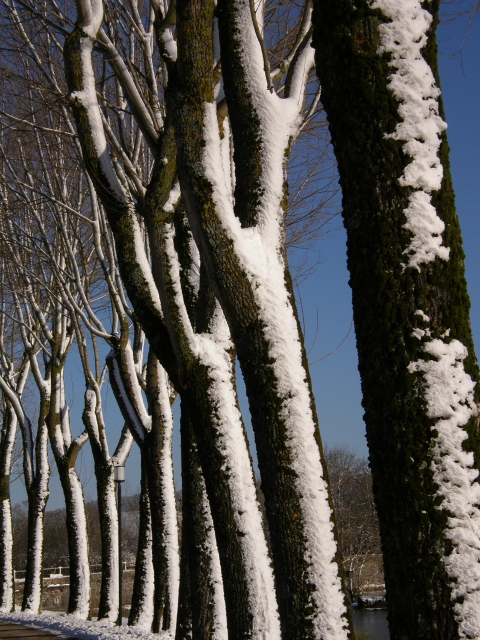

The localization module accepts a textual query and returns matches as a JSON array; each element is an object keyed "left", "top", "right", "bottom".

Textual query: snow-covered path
[{"left": 0, "top": 613, "right": 169, "bottom": 640}]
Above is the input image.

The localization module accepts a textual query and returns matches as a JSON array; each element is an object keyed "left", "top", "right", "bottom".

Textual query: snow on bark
[
  {"left": 152, "top": 363, "right": 179, "bottom": 635},
  {"left": 0, "top": 500, "right": 14, "bottom": 612},
  {"left": 0, "top": 405, "right": 18, "bottom": 612},
  {"left": 108, "top": 345, "right": 151, "bottom": 441},
  {"left": 163, "top": 223, "right": 281, "bottom": 638},
  {"left": 409, "top": 328, "right": 480, "bottom": 638},
  {"left": 23, "top": 420, "right": 49, "bottom": 615},
  {"left": 198, "top": 470, "right": 228, "bottom": 640},
  {"left": 69, "top": 16, "right": 163, "bottom": 318},
  {"left": 370, "top": 0, "right": 450, "bottom": 270},
  {"left": 130, "top": 507, "right": 154, "bottom": 630},
  {"left": 67, "top": 468, "right": 91, "bottom": 619},
  {"left": 24, "top": 515, "right": 44, "bottom": 613},
  {"left": 202, "top": 95, "right": 347, "bottom": 636},
  {"left": 101, "top": 470, "right": 120, "bottom": 622}
]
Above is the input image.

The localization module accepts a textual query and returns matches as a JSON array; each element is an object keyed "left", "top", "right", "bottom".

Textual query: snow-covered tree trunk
[
  {"left": 19, "top": 445, "right": 49, "bottom": 611},
  {"left": 82, "top": 387, "right": 121, "bottom": 622},
  {"left": 22, "top": 402, "right": 50, "bottom": 614},
  {"left": 177, "top": 404, "right": 227, "bottom": 640},
  {"left": 0, "top": 405, "right": 18, "bottom": 612},
  {"left": 48, "top": 366, "right": 90, "bottom": 618},
  {"left": 172, "top": 0, "right": 350, "bottom": 636},
  {"left": 64, "top": 10, "right": 282, "bottom": 635},
  {"left": 145, "top": 353, "right": 179, "bottom": 635},
  {"left": 129, "top": 457, "right": 154, "bottom": 629},
  {"left": 91, "top": 457, "right": 119, "bottom": 620},
  {"left": 312, "top": 1, "right": 480, "bottom": 637}
]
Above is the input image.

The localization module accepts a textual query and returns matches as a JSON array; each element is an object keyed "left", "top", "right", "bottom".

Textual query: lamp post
[{"left": 114, "top": 463, "right": 125, "bottom": 626}]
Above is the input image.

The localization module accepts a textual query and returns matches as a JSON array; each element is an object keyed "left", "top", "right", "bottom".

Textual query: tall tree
[
  {"left": 312, "top": 1, "right": 480, "bottom": 638},
  {"left": 0, "top": 312, "right": 30, "bottom": 612}
]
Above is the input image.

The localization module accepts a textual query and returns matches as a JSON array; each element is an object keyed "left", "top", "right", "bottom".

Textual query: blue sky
[{"left": 10, "top": 5, "right": 480, "bottom": 509}]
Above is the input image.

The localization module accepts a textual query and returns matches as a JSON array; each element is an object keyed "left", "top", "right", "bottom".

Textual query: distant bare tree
[{"left": 325, "top": 447, "right": 382, "bottom": 598}]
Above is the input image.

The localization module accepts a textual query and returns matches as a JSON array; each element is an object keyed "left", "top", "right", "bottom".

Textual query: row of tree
[
  {"left": 0, "top": 0, "right": 479, "bottom": 638},
  {"left": 11, "top": 447, "right": 381, "bottom": 593}
]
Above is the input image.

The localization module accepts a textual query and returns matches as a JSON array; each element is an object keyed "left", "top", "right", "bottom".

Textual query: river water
[{"left": 352, "top": 610, "right": 390, "bottom": 639}]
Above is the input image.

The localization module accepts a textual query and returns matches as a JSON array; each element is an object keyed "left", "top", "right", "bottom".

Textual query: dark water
[{"left": 352, "top": 610, "right": 390, "bottom": 640}]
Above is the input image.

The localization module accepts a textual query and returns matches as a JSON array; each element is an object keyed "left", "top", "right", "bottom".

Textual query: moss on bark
[{"left": 312, "top": 1, "right": 480, "bottom": 638}]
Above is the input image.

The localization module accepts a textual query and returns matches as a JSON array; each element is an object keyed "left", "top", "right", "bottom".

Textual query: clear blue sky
[{"left": 10, "top": 5, "right": 480, "bottom": 509}]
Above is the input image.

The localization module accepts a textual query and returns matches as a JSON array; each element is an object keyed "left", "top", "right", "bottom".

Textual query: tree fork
[{"left": 174, "top": 0, "right": 350, "bottom": 635}]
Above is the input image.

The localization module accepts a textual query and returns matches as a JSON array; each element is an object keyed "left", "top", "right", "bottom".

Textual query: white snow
[
  {"left": 408, "top": 331, "right": 480, "bottom": 637},
  {"left": 67, "top": 469, "right": 91, "bottom": 619},
  {"left": 198, "top": 472, "right": 228, "bottom": 640},
  {"left": 370, "top": 0, "right": 450, "bottom": 270},
  {"left": 0, "top": 500, "right": 14, "bottom": 612},
  {"left": 153, "top": 361, "right": 180, "bottom": 635},
  {"left": 0, "top": 612, "right": 169, "bottom": 640},
  {"left": 160, "top": 28, "right": 177, "bottom": 62}
]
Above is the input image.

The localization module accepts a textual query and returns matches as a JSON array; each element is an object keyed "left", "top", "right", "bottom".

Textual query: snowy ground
[{"left": 0, "top": 612, "right": 170, "bottom": 640}]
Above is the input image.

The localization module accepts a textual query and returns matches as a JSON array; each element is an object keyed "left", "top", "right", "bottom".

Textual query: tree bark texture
[
  {"left": 22, "top": 410, "right": 49, "bottom": 613},
  {"left": 177, "top": 404, "right": 226, "bottom": 640},
  {"left": 0, "top": 405, "right": 17, "bottom": 612},
  {"left": 91, "top": 456, "right": 119, "bottom": 621},
  {"left": 312, "top": 1, "right": 480, "bottom": 638},
  {"left": 129, "top": 457, "right": 154, "bottom": 629},
  {"left": 145, "top": 352, "right": 179, "bottom": 635},
  {"left": 48, "top": 367, "right": 90, "bottom": 618}
]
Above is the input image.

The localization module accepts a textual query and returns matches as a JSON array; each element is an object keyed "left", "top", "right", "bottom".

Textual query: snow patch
[
  {"left": 408, "top": 336, "right": 480, "bottom": 637},
  {"left": 370, "top": 0, "right": 450, "bottom": 270},
  {"left": 0, "top": 612, "right": 169, "bottom": 640}
]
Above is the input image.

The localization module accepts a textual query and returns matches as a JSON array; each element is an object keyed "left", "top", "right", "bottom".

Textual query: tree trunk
[
  {"left": 55, "top": 463, "right": 90, "bottom": 617},
  {"left": 129, "top": 457, "right": 154, "bottom": 629},
  {"left": 22, "top": 418, "right": 49, "bottom": 613},
  {"left": 312, "top": 1, "right": 480, "bottom": 638},
  {"left": 48, "top": 367, "right": 90, "bottom": 618},
  {"left": 172, "top": 1, "right": 350, "bottom": 636},
  {"left": 177, "top": 404, "right": 227, "bottom": 640},
  {"left": 0, "top": 405, "right": 17, "bottom": 612},
  {"left": 91, "top": 457, "right": 119, "bottom": 621},
  {"left": 145, "top": 353, "right": 179, "bottom": 635}
]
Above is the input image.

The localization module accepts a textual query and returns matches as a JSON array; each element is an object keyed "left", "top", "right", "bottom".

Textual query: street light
[{"left": 114, "top": 464, "right": 125, "bottom": 626}]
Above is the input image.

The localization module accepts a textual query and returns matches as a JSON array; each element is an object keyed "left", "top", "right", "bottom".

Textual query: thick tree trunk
[
  {"left": 145, "top": 354, "right": 179, "bottom": 635},
  {"left": 312, "top": 1, "right": 480, "bottom": 638},
  {"left": 0, "top": 489, "right": 14, "bottom": 613},
  {"left": 91, "top": 458, "right": 119, "bottom": 621},
  {"left": 49, "top": 368, "right": 90, "bottom": 618},
  {"left": 22, "top": 419, "right": 49, "bottom": 613},
  {"left": 0, "top": 406, "right": 17, "bottom": 612},
  {"left": 177, "top": 404, "right": 227, "bottom": 640},
  {"left": 129, "top": 457, "right": 154, "bottom": 629},
  {"left": 55, "top": 463, "right": 90, "bottom": 617}
]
